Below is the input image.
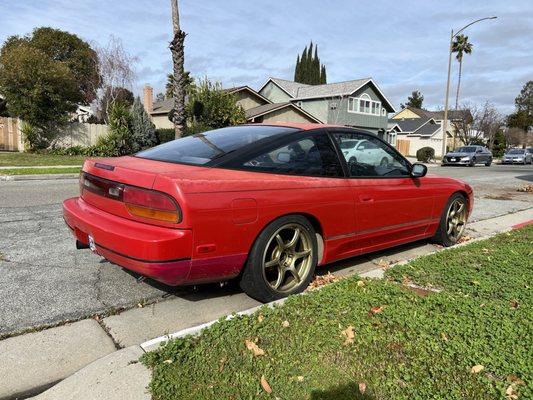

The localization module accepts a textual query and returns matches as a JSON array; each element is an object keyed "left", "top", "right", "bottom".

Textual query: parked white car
[
  {"left": 338, "top": 139, "right": 393, "bottom": 166},
  {"left": 502, "top": 148, "right": 533, "bottom": 165}
]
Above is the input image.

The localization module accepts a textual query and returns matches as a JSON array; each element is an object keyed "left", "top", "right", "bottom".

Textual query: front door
[{"left": 331, "top": 131, "right": 436, "bottom": 252}]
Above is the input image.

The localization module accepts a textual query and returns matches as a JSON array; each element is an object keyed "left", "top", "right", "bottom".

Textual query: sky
[{"left": 0, "top": 0, "right": 532, "bottom": 115}]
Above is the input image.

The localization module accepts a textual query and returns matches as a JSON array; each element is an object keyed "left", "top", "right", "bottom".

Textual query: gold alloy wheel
[
  {"left": 262, "top": 223, "right": 313, "bottom": 293},
  {"left": 446, "top": 198, "right": 467, "bottom": 241}
]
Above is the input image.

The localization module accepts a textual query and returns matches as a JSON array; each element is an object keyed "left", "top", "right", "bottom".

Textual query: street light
[{"left": 441, "top": 16, "right": 497, "bottom": 157}]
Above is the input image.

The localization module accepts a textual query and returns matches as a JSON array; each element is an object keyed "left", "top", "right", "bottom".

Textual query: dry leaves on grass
[
  {"left": 341, "top": 325, "right": 355, "bottom": 345},
  {"left": 458, "top": 235, "right": 473, "bottom": 244},
  {"left": 358, "top": 382, "right": 367, "bottom": 394},
  {"left": 307, "top": 272, "right": 338, "bottom": 290},
  {"left": 369, "top": 305, "right": 386, "bottom": 315},
  {"left": 510, "top": 299, "right": 520, "bottom": 309},
  {"left": 244, "top": 339, "right": 265, "bottom": 357},
  {"left": 282, "top": 320, "right": 290, "bottom": 328},
  {"left": 517, "top": 184, "right": 533, "bottom": 193},
  {"left": 257, "top": 314, "right": 264, "bottom": 323},
  {"left": 376, "top": 258, "right": 391, "bottom": 269},
  {"left": 260, "top": 375, "right": 272, "bottom": 393},
  {"left": 471, "top": 364, "right": 484, "bottom": 374}
]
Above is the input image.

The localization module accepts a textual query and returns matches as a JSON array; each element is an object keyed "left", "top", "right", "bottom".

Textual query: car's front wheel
[
  {"left": 432, "top": 193, "right": 468, "bottom": 247},
  {"left": 485, "top": 158, "right": 492, "bottom": 166},
  {"left": 240, "top": 215, "right": 318, "bottom": 302},
  {"left": 469, "top": 157, "right": 476, "bottom": 167}
]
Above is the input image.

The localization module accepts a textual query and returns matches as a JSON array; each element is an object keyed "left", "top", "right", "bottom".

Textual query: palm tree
[
  {"left": 170, "top": 0, "right": 187, "bottom": 138},
  {"left": 451, "top": 34, "right": 473, "bottom": 110}
]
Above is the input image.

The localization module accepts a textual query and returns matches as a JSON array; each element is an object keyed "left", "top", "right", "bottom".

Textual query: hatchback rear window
[{"left": 136, "top": 125, "right": 298, "bottom": 165}]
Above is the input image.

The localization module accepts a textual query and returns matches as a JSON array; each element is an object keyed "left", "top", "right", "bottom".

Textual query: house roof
[
  {"left": 390, "top": 117, "right": 442, "bottom": 137},
  {"left": 260, "top": 77, "right": 396, "bottom": 112},
  {"left": 245, "top": 102, "right": 322, "bottom": 123},
  {"left": 398, "top": 106, "right": 470, "bottom": 121},
  {"left": 221, "top": 86, "right": 271, "bottom": 104},
  {"left": 151, "top": 98, "right": 174, "bottom": 115}
]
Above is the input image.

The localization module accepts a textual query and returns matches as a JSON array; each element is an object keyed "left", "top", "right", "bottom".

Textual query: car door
[{"left": 330, "top": 130, "right": 436, "bottom": 252}]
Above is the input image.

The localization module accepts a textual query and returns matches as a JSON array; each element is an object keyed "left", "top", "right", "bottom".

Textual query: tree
[
  {"left": 185, "top": 78, "right": 246, "bottom": 132},
  {"left": 451, "top": 34, "right": 473, "bottom": 110},
  {"left": 0, "top": 28, "right": 100, "bottom": 149},
  {"left": 95, "top": 36, "right": 136, "bottom": 123},
  {"left": 491, "top": 129, "right": 506, "bottom": 157},
  {"left": 401, "top": 90, "right": 424, "bottom": 109},
  {"left": 293, "top": 42, "right": 327, "bottom": 85},
  {"left": 96, "top": 102, "right": 133, "bottom": 156},
  {"left": 507, "top": 81, "right": 533, "bottom": 131},
  {"left": 0, "top": 97, "right": 9, "bottom": 117},
  {"left": 170, "top": 0, "right": 187, "bottom": 139},
  {"left": 96, "top": 87, "right": 134, "bottom": 123},
  {"left": 452, "top": 102, "right": 501, "bottom": 146},
  {"left": 165, "top": 71, "right": 194, "bottom": 99},
  {"left": 130, "top": 97, "right": 158, "bottom": 152}
]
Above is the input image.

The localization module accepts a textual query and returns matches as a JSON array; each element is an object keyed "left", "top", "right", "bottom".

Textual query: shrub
[
  {"left": 416, "top": 147, "right": 435, "bottom": 162},
  {"left": 130, "top": 97, "right": 158, "bottom": 151},
  {"left": 155, "top": 129, "right": 175, "bottom": 144}
]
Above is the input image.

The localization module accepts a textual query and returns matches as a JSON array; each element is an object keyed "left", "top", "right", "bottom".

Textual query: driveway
[{"left": 1, "top": 164, "right": 531, "bottom": 336}]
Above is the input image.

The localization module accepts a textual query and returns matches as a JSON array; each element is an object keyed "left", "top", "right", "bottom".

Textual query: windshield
[
  {"left": 456, "top": 146, "right": 477, "bottom": 153},
  {"left": 507, "top": 149, "right": 524, "bottom": 155},
  {"left": 136, "top": 125, "right": 299, "bottom": 165}
]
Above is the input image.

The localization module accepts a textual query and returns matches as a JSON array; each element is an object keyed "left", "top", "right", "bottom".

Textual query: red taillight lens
[{"left": 123, "top": 186, "right": 181, "bottom": 223}]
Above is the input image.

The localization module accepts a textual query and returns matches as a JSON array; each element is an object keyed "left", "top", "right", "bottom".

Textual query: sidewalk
[{"left": 0, "top": 208, "right": 531, "bottom": 400}]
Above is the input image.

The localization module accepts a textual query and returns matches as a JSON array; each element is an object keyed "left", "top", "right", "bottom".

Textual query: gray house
[{"left": 258, "top": 77, "right": 396, "bottom": 139}]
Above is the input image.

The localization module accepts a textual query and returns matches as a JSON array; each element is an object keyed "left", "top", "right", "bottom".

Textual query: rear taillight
[
  {"left": 80, "top": 172, "right": 181, "bottom": 223},
  {"left": 123, "top": 186, "right": 181, "bottom": 223}
]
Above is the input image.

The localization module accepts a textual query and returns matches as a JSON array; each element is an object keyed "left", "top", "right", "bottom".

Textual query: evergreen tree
[
  {"left": 293, "top": 41, "right": 327, "bottom": 85},
  {"left": 130, "top": 97, "right": 158, "bottom": 152}
]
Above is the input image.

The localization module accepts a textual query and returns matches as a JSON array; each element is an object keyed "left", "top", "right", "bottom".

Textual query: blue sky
[{"left": 1, "top": 0, "right": 531, "bottom": 114}]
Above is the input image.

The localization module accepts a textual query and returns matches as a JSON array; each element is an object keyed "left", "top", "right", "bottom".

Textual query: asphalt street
[{"left": 0, "top": 164, "right": 532, "bottom": 335}]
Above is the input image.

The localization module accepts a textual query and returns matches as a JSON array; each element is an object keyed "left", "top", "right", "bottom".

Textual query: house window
[{"left": 347, "top": 93, "right": 381, "bottom": 116}]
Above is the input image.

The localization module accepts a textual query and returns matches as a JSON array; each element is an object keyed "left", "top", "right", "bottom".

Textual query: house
[
  {"left": 258, "top": 77, "right": 396, "bottom": 140},
  {"left": 143, "top": 84, "right": 320, "bottom": 129},
  {"left": 389, "top": 106, "right": 472, "bottom": 157},
  {"left": 71, "top": 105, "right": 94, "bottom": 123}
]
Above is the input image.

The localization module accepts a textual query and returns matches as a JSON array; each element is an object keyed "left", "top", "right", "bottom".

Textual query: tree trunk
[
  {"left": 170, "top": 0, "right": 186, "bottom": 139},
  {"left": 455, "top": 58, "right": 462, "bottom": 111}
]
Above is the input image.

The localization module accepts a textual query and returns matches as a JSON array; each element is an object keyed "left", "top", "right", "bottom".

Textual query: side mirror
[
  {"left": 411, "top": 163, "right": 427, "bottom": 178},
  {"left": 476, "top": 149, "right": 482, "bottom": 153}
]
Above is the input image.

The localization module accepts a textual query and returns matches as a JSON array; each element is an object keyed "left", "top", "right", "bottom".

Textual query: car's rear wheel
[
  {"left": 432, "top": 193, "right": 468, "bottom": 247},
  {"left": 469, "top": 157, "right": 476, "bottom": 167},
  {"left": 240, "top": 215, "right": 317, "bottom": 303},
  {"left": 380, "top": 157, "right": 389, "bottom": 166},
  {"left": 349, "top": 156, "right": 357, "bottom": 164}
]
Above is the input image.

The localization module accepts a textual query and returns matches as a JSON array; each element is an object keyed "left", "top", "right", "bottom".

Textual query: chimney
[{"left": 143, "top": 84, "right": 153, "bottom": 114}]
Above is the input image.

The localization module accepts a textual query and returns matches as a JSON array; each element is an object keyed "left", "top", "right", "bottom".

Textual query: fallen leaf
[
  {"left": 506, "top": 384, "right": 518, "bottom": 400},
  {"left": 341, "top": 325, "right": 355, "bottom": 345},
  {"left": 471, "top": 365, "right": 484, "bottom": 374},
  {"left": 458, "top": 235, "right": 472, "bottom": 243},
  {"left": 441, "top": 332, "right": 448, "bottom": 342},
  {"left": 245, "top": 339, "right": 265, "bottom": 356},
  {"left": 261, "top": 375, "right": 272, "bottom": 393},
  {"left": 297, "top": 376, "right": 304, "bottom": 382},
  {"left": 471, "top": 280, "right": 480, "bottom": 286},
  {"left": 510, "top": 299, "right": 519, "bottom": 309},
  {"left": 163, "top": 359, "right": 173, "bottom": 364},
  {"left": 258, "top": 314, "right": 265, "bottom": 323},
  {"left": 370, "top": 305, "right": 385, "bottom": 315},
  {"left": 507, "top": 375, "right": 525, "bottom": 385},
  {"left": 307, "top": 272, "right": 338, "bottom": 290},
  {"left": 282, "top": 320, "right": 290, "bottom": 328},
  {"left": 358, "top": 382, "right": 367, "bottom": 394},
  {"left": 357, "top": 280, "right": 365, "bottom": 287},
  {"left": 377, "top": 259, "right": 390, "bottom": 269}
]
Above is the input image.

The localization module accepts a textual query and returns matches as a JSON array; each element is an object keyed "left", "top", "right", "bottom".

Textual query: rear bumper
[{"left": 63, "top": 197, "right": 193, "bottom": 285}]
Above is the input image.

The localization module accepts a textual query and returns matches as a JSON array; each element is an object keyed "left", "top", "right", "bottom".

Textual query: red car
[{"left": 63, "top": 123, "right": 473, "bottom": 302}]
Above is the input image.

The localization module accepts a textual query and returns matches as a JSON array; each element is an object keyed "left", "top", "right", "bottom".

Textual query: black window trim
[
  {"left": 214, "top": 128, "right": 348, "bottom": 179},
  {"left": 326, "top": 127, "right": 414, "bottom": 179}
]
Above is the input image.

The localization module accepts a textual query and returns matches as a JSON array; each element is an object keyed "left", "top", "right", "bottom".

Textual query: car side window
[
  {"left": 332, "top": 132, "right": 410, "bottom": 177},
  {"left": 240, "top": 134, "right": 344, "bottom": 177}
]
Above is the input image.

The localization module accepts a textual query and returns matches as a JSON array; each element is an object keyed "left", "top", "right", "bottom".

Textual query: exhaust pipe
[{"left": 76, "top": 240, "right": 89, "bottom": 250}]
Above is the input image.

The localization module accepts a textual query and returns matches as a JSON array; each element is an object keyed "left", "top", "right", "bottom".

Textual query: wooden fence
[
  {"left": 395, "top": 139, "right": 410, "bottom": 156},
  {"left": 0, "top": 117, "right": 22, "bottom": 152},
  {"left": 0, "top": 118, "right": 108, "bottom": 152}
]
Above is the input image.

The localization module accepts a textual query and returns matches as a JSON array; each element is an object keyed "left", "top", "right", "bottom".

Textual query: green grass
[
  {"left": 0, "top": 167, "right": 81, "bottom": 175},
  {"left": 0, "top": 152, "right": 86, "bottom": 167},
  {"left": 142, "top": 226, "right": 532, "bottom": 400}
]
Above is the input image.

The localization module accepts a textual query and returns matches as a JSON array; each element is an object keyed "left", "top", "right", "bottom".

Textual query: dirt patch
[
  {"left": 517, "top": 184, "right": 533, "bottom": 193},
  {"left": 484, "top": 194, "right": 514, "bottom": 201}
]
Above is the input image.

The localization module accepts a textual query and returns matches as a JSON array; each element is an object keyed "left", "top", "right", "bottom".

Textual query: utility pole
[{"left": 170, "top": 0, "right": 187, "bottom": 139}]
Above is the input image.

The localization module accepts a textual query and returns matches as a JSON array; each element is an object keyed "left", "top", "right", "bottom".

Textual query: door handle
[{"left": 359, "top": 195, "right": 374, "bottom": 202}]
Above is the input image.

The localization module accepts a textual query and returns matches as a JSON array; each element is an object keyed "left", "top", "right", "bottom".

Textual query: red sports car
[{"left": 63, "top": 123, "right": 473, "bottom": 302}]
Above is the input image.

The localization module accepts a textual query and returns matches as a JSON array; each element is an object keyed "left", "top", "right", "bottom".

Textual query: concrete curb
[
  {"left": 0, "top": 173, "right": 79, "bottom": 181},
  {"left": 0, "top": 165, "right": 82, "bottom": 170}
]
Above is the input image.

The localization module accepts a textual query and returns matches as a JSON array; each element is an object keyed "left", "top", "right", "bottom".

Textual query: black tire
[
  {"left": 239, "top": 215, "right": 318, "bottom": 303},
  {"left": 485, "top": 158, "right": 492, "bottom": 167},
  {"left": 469, "top": 157, "right": 476, "bottom": 167},
  {"left": 380, "top": 157, "right": 389, "bottom": 166},
  {"left": 432, "top": 193, "right": 468, "bottom": 247},
  {"left": 349, "top": 156, "right": 357, "bottom": 164}
]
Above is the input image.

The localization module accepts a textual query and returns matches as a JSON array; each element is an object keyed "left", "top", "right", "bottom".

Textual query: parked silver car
[
  {"left": 502, "top": 148, "right": 533, "bottom": 165},
  {"left": 442, "top": 146, "right": 492, "bottom": 167}
]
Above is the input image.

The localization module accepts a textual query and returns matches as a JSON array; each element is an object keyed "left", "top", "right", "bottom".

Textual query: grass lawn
[
  {"left": 0, "top": 167, "right": 81, "bottom": 175},
  {"left": 0, "top": 152, "right": 86, "bottom": 167},
  {"left": 142, "top": 226, "right": 532, "bottom": 400}
]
